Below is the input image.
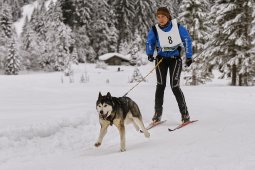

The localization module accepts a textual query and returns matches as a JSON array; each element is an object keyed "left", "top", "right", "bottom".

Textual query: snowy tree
[
  {"left": 0, "top": 28, "right": 7, "bottom": 70},
  {"left": 74, "top": 25, "right": 96, "bottom": 63},
  {"left": 237, "top": 0, "right": 255, "bottom": 86},
  {"left": 20, "top": 16, "right": 42, "bottom": 70},
  {"left": 129, "top": 30, "right": 143, "bottom": 66},
  {"left": 133, "top": 0, "right": 155, "bottom": 41},
  {"left": 0, "top": 25, "right": 7, "bottom": 70},
  {"left": 251, "top": 7, "right": 255, "bottom": 85},
  {"left": 43, "top": 22, "right": 74, "bottom": 71},
  {"left": 4, "top": 39, "right": 21, "bottom": 75},
  {"left": 201, "top": 0, "right": 228, "bottom": 77},
  {"left": 21, "top": 17, "right": 32, "bottom": 50},
  {"left": 252, "top": 7, "right": 255, "bottom": 44},
  {"left": 89, "top": 0, "right": 118, "bottom": 57},
  {"left": 74, "top": 0, "right": 94, "bottom": 27},
  {"left": 170, "top": 0, "right": 182, "bottom": 18},
  {"left": 129, "top": 67, "right": 145, "bottom": 83},
  {"left": 0, "top": 3, "right": 13, "bottom": 39},
  {"left": 251, "top": 3, "right": 255, "bottom": 53},
  {"left": 0, "top": 3, "right": 13, "bottom": 71},
  {"left": 61, "top": 0, "right": 77, "bottom": 29},
  {"left": 18, "top": 2, "right": 54, "bottom": 71},
  {"left": 107, "top": 24, "right": 118, "bottom": 53},
  {"left": 41, "top": 1, "right": 75, "bottom": 71},
  {"left": 0, "top": 0, "right": 24, "bottom": 22},
  {"left": 179, "top": 0, "right": 211, "bottom": 85},
  {"left": 112, "top": 0, "right": 136, "bottom": 52},
  {"left": 29, "top": 3, "right": 47, "bottom": 38},
  {"left": 73, "top": 0, "right": 104, "bottom": 62},
  {"left": 203, "top": 0, "right": 255, "bottom": 86},
  {"left": 155, "top": 0, "right": 172, "bottom": 8}
]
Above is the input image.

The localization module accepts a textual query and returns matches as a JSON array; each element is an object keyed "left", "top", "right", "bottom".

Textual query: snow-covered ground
[{"left": 0, "top": 63, "right": 255, "bottom": 170}]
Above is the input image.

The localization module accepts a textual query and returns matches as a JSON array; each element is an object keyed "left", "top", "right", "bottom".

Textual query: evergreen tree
[
  {"left": 251, "top": 5, "right": 255, "bottom": 85},
  {"left": 112, "top": 0, "right": 136, "bottom": 52},
  {"left": 204, "top": 0, "right": 255, "bottom": 86},
  {"left": 20, "top": 16, "right": 43, "bottom": 70},
  {"left": 73, "top": 0, "right": 97, "bottom": 62},
  {"left": 74, "top": 0, "right": 94, "bottom": 26},
  {"left": 74, "top": 25, "right": 96, "bottom": 63},
  {"left": 129, "top": 30, "right": 143, "bottom": 66},
  {"left": 201, "top": 0, "right": 227, "bottom": 77},
  {"left": 1, "top": 0, "right": 23, "bottom": 22},
  {"left": 89, "top": 0, "right": 118, "bottom": 57},
  {"left": 133, "top": 0, "right": 155, "bottom": 41},
  {"left": 0, "top": 3, "right": 13, "bottom": 39},
  {"left": 170, "top": 0, "right": 182, "bottom": 18},
  {"left": 0, "top": 3, "right": 13, "bottom": 71},
  {"left": 238, "top": 0, "right": 255, "bottom": 85},
  {"left": 155, "top": 0, "right": 172, "bottom": 9},
  {"left": 41, "top": 1, "right": 75, "bottom": 71},
  {"left": 129, "top": 67, "right": 145, "bottom": 83},
  {"left": 4, "top": 39, "right": 21, "bottom": 75},
  {"left": 0, "top": 28, "right": 7, "bottom": 70},
  {"left": 61, "top": 0, "right": 77, "bottom": 29},
  {"left": 30, "top": 3, "right": 47, "bottom": 38},
  {"left": 107, "top": 24, "right": 118, "bottom": 53},
  {"left": 179, "top": 0, "right": 211, "bottom": 85}
]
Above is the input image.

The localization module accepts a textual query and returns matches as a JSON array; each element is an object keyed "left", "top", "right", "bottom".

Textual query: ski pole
[{"left": 123, "top": 58, "right": 163, "bottom": 97}]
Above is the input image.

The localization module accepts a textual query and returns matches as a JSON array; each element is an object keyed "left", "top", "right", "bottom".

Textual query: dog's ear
[
  {"left": 98, "top": 92, "right": 102, "bottom": 99},
  {"left": 106, "top": 92, "right": 111, "bottom": 99}
]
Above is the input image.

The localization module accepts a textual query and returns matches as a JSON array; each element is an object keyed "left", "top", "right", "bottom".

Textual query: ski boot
[
  {"left": 181, "top": 114, "right": 190, "bottom": 124},
  {"left": 152, "top": 112, "right": 162, "bottom": 124}
]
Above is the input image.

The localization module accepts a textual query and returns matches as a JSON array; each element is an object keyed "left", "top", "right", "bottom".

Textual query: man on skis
[{"left": 146, "top": 7, "right": 193, "bottom": 124}]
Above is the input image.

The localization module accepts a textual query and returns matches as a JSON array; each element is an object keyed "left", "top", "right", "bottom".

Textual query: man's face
[{"left": 157, "top": 14, "right": 168, "bottom": 26}]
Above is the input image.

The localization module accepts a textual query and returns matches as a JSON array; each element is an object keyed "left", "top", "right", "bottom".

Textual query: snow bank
[{"left": 0, "top": 117, "right": 91, "bottom": 148}]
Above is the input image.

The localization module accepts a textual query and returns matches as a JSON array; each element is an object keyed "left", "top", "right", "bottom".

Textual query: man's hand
[
  {"left": 185, "top": 58, "right": 193, "bottom": 67},
  {"left": 148, "top": 55, "right": 154, "bottom": 62}
]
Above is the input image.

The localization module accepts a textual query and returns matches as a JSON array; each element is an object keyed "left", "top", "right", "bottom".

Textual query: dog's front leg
[
  {"left": 95, "top": 120, "right": 110, "bottom": 147},
  {"left": 114, "top": 120, "right": 126, "bottom": 152}
]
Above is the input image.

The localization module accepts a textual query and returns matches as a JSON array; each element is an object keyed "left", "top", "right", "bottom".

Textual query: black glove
[
  {"left": 148, "top": 55, "right": 154, "bottom": 62},
  {"left": 185, "top": 58, "right": 193, "bottom": 67}
]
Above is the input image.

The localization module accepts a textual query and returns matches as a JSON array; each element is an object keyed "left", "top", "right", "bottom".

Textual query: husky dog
[{"left": 95, "top": 92, "right": 150, "bottom": 152}]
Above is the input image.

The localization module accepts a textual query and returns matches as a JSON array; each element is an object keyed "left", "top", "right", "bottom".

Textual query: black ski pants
[{"left": 154, "top": 56, "right": 189, "bottom": 116}]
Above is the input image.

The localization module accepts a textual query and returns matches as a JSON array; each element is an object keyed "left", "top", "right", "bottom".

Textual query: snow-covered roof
[{"left": 98, "top": 53, "right": 130, "bottom": 61}]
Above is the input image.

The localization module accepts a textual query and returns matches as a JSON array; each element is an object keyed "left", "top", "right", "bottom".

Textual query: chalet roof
[{"left": 98, "top": 53, "right": 130, "bottom": 61}]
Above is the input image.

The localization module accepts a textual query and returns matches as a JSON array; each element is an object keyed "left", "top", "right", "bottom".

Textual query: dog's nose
[{"left": 100, "top": 110, "right": 103, "bottom": 115}]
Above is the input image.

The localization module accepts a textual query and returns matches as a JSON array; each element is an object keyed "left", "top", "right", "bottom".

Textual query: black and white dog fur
[{"left": 95, "top": 92, "right": 150, "bottom": 152}]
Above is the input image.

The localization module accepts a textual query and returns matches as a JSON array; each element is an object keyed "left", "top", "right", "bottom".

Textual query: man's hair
[{"left": 156, "top": 7, "right": 172, "bottom": 20}]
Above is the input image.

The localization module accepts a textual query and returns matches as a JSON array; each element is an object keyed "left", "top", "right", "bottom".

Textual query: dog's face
[{"left": 96, "top": 92, "right": 113, "bottom": 119}]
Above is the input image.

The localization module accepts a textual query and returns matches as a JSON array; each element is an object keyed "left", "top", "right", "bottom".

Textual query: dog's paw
[
  {"left": 94, "top": 142, "right": 101, "bottom": 147},
  {"left": 120, "top": 148, "right": 126, "bottom": 152},
  {"left": 144, "top": 131, "right": 150, "bottom": 138}
]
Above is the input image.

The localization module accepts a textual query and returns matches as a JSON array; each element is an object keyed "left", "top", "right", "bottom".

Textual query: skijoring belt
[{"left": 157, "top": 55, "right": 181, "bottom": 59}]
